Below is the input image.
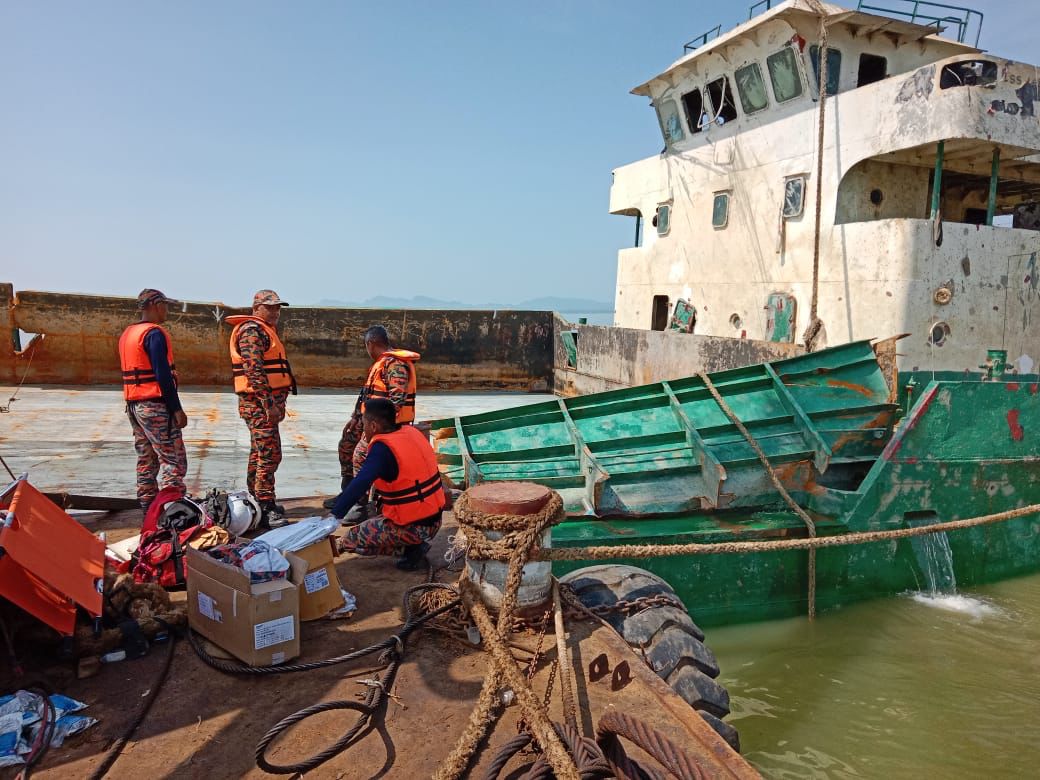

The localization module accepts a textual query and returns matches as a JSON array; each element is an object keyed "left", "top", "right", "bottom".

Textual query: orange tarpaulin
[{"left": 0, "top": 479, "right": 105, "bottom": 636}]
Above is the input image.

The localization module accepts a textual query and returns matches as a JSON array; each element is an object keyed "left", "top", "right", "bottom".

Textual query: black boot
[
  {"left": 396, "top": 541, "right": 430, "bottom": 571},
  {"left": 257, "top": 501, "right": 289, "bottom": 530}
]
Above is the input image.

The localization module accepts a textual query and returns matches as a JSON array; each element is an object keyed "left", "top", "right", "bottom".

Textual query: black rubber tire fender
[{"left": 560, "top": 564, "right": 740, "bottom": 751}]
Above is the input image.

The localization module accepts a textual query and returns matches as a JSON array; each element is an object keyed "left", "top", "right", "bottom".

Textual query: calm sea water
[{"left": 709, "top": 573, "right": 1040, "bottom": 778}]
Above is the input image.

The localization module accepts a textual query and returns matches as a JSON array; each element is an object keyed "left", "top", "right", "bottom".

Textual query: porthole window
[
  {"left": 712, "top": 192, "right": 730, "bottom": 228},
  {"left": 929, "top": 321, "right": 951, "bottom": 347},
  {"left": 656, "top": 99, "right": 685, "bottom": 146},
  {"left": 656, "top": 204, "right": 671, "bottom": 236},
  {"left": 735, "top": 62, "right": 769, "bottom": 114},
  {"left": 767, "top": 47, "right": 803, "bottom": 103},
  {"left": 783, "top": 176, "right": 806, "bottom": 219}
]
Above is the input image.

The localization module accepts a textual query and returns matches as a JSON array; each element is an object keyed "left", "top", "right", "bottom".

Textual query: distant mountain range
[{"left": 313, "top": 295, "right": 613, "bottom": 313}]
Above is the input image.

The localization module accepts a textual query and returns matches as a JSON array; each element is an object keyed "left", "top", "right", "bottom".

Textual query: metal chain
[{"left": 516, "top": 608, "right": 551, "bottom": 736}]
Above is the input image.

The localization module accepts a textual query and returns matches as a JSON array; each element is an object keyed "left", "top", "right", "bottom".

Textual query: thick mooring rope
[
  {"left": 437, "top": 491, "right": 1039, "bottom": 779},
  {"left": 537, "top": 503, "right": 1040, "bottom": 561},
  {"left": 803, "top": 0, "right": 830, "bottom": 353},
  {"left": 697, "top": 371, "right": 818, "bottom": 618},
  {"left": 433, "top": 491, "right": 571, "bottom": 780}
]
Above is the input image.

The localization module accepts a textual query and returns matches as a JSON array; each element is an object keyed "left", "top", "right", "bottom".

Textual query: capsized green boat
[{"left": 432, "top": 339, "right": 1040, "bottom": 625}]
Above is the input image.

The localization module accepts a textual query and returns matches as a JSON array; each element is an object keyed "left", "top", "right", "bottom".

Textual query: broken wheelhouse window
[
  {"left": 939, "top": 60, "right": 998, "bottom": 89},
  {"left": 681, "top": 88, "right": 706, "bottom": 134},
  {"left": 706, "top": 76, "right": 739, "bottom": 126}
]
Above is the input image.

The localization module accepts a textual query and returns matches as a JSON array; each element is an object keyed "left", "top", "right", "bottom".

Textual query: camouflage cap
[
  {"left": 253, "top": 289, "right": 289, "bottom": 307},
  {"left": 137, "top": 289, "right": 177, "bottom": 309}
]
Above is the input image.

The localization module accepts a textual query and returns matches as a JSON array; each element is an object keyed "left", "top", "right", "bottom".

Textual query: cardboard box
[
  {"left": 186, "top": 546, "right": 304, "bottom": 666},
  {"left": 293, "top": 537, "right": 346, "bottom": 621}
]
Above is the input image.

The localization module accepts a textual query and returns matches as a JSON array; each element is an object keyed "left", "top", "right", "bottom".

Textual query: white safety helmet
[{"left": 225, "top": 491, "right": 261, "bottom": 536}]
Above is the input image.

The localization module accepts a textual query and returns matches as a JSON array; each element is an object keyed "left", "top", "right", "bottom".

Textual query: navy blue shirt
[
  {"left": 143, "top": 328, "right": 182, "bottom": 414},
  {"left": 331, "top": 442, "right": 398, "bottom": 518}
]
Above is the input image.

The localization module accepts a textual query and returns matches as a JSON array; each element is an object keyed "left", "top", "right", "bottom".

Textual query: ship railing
[
  {"left": 748, "top": 0, "right": 776, "bottom": 18},
  {"left": 855, "top": 0, "right": 983, "bottom": 46},
  {"left": 683, "top": 24, "right": 722, "bottom": 54}
]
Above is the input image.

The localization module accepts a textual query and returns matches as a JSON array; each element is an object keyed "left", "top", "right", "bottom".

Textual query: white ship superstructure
[{"left": 610, "top": 0, "right": 1040, "bottom": 377}]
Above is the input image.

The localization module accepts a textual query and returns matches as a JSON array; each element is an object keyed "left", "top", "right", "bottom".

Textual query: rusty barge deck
[{"left": 8, "top": 501, "right": 758, "bottom": 779}]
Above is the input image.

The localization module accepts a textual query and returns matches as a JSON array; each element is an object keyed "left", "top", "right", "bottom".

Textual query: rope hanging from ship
[{"left": 803, "top": 0, "right": 830, "bottom": 353}]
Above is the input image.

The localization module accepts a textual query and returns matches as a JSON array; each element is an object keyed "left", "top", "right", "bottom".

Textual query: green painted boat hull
[{"left": 552, "top": 381, "right": 1040, "bottom": 626}]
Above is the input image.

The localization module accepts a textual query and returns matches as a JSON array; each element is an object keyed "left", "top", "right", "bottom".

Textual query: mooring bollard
[{"left": 462, "top": 482, "right": 555, "bottom": 617}]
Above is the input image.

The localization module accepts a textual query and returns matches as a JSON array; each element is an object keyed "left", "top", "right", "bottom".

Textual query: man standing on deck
[
  {"left": 325, "top": 325, "right": 419, "bottom": 513},
  {"left": 331, "top": 399, "right": 445, "bottom": 569},
  {"left": 118, "top": 289, "right": 188, "bottom": 512},
  {"left": 227, "top": 290, "right": 297, "bottom": 529}
]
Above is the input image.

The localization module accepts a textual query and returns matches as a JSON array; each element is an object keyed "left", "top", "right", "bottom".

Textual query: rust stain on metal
[
  {"left": 826, "top": 378, "right": 873, "bottom": 397},
  {"left": 0, "top": 284, "right": 555, "bottom": 391}
]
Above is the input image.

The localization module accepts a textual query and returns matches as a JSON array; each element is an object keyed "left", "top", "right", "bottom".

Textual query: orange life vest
[
  {"left": 362, "top": 349, "right": 419, "bottom": 423},
  {"left": 369, "top": 425, "right": 446, "bottom": 525},
  {"left": 227, "top": 315, "right": 296, "bottom": 394},
  {"left": 118, "top": 322, "right": 176, "bottom": 402}
]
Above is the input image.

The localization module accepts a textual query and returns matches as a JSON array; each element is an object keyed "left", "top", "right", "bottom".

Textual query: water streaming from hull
[
  {"left": 910, "top": 526, "right": 957, "bottom": 595},
  {"left": 908, "top": 526, "right": 998, "bottom": 615}
]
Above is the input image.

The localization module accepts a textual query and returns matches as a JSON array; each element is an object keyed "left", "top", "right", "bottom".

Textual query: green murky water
[{"left": 710, "top": 573, "right": 1040, "bottom": 778}]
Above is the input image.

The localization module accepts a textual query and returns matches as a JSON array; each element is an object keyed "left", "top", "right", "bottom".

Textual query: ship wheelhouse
[{"left": 610, "top": 0, "right": 1040, "bottom": 378}]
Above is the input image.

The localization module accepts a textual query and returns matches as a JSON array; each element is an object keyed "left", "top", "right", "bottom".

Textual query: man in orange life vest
[
  {"left": 326, "top": 325, "right": 419, "bottom": 512},
  {"left": 331, "top": 399, "right": 445, "bottom": 570},
  {"left": 118, "top": 289, "right": 188, "bottom": 511},
  {"left": 227, "top": 290, "right": 297, "bottom": 529}
]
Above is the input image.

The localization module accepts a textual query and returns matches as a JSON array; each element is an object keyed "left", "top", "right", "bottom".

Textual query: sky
[{"left": 1, "top": 0, "right": 1034, "bottom": 307}]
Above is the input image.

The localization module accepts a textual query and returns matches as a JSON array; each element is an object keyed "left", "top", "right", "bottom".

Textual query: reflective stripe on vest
[
  {"left": 361, "top": 349, "right": 419, "bottom": 424},
  {"left": 118, "top": 322, "right": 176, "bottom": 402},
  {"left": 370, "top": 425, "right": 446, "bottom": 525},
  {"left": 228, "top": 316, "right": 296, "bottom": 394}
]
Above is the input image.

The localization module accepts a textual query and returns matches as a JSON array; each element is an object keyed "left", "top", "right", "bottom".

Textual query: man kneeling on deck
[{"left": 331, "top": 399, "right": 446, "bottom": 570}]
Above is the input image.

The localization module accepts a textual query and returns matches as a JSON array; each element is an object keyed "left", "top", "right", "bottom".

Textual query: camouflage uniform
[
  {"left": 236, "top": 323, "right": 291, "bottom": 503},
  {"left": 338, "top": 512, "right": 442, "bottom": 557},
  {"left": 129, "top": 400, "right": 187, "bottom": 509},
  {"left": 337, "top": 356, "right": 413, "bottom": 481}
]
